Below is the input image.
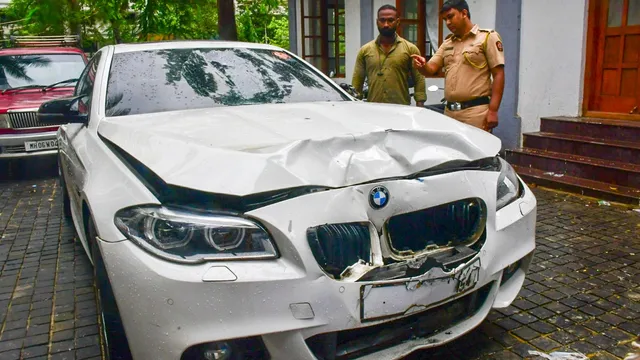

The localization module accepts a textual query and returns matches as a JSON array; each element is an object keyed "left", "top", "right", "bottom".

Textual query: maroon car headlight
[{"left": 114, "top": 206, "right": 278, "bottom": 263}]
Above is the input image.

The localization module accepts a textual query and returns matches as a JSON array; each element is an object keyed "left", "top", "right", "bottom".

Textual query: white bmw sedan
[{"left": 37, "top": 41, "right": 536, "bottom": 360}]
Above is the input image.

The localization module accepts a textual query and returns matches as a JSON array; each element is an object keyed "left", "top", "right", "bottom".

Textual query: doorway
[{"left": 584, "top": 0, "right": 640, "bottom": 119}]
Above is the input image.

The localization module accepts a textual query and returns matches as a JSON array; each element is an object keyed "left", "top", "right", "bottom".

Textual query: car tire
[
  {"left": 88, "top": 220, "right": 134, "bottom": 360},
  {"left": 57, "top": 156, "right": 72, "bottom": 219}
]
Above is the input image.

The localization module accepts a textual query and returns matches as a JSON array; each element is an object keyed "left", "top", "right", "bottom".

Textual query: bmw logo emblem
[{"left": 369, "top": 186, "right": 390, "bottom": 210}]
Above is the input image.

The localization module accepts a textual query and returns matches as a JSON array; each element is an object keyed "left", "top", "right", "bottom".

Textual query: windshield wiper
[
  {"left": 42, "top": 78, "right": 78, "bottom": 91},
  {"left": 1, "top": 85, "right": 45, "bottom": 94},
  {"left": 1, "top": 78, "right": 79, "bottom": 94}
]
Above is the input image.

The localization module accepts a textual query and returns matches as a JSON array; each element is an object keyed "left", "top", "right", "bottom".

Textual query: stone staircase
[{"left": 505, "top": 116, "right": 640, "bottom": 206}]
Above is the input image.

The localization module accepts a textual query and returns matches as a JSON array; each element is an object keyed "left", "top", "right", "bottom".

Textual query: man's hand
[
  {"left": 410, "top": 54, "right": 428, "bottom": 77},
  {"left": 488, "top": 65, "right": 504, "bottom": 132},
  {"left": 416, "top": 101, "right": 424, "bottom": 108},
  {"left": 411, "top": 54, "right": 441, "bottom": 77},
  {"left": 411, "top": 54, "right": 426, "bottom": 68},
  {"left": 485, "top": 109, "right": 499, "bottom": 130}
]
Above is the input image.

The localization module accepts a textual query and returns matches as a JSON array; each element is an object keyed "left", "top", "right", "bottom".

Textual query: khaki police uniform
[{"left": 428, "top": 24, "right": 505, "bottom": 129}]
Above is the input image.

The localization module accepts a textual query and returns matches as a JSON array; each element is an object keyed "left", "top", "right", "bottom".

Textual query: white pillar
[{"left": 344, "top": 0, "right": 362, "bottom": 82}]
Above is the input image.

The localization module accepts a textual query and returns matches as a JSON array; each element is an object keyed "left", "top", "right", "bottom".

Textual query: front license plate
[
  {"left": 360, "top": 258, "right": 481, "bottom": 322},
  {"left": 24, "top": 139, "right": 58, "bottom": 152}
]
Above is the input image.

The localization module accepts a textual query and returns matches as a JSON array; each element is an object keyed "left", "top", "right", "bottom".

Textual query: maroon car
[{"left": 0, "top": 36, "right": 88, "bottom": 158}]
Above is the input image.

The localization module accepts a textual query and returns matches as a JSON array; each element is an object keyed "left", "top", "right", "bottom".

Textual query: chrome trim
[
  {"left": 8, "top": 125, "right": 57, "bottom": 130},
  {"left": 6, "top": 109, "right": 50, "bottom": 130},
  {"left": 0, "top": 131, "right": 58, "bottom": 158},
  {"left": 0, "top": 149, "right": 57, "bottom": 158},
  {"left": 0, "top": 131, "right": 58, "bottom": 150},
  {"left": 3, "top": 144, "right": 26, "bottom": 153},
  {"left": 7, "top": 108, "right": 40, "bottom": 113}
]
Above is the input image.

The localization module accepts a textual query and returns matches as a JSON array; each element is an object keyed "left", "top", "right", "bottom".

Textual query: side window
[{"left": 74, "top": 52, "right": 101, "bottom": 115}]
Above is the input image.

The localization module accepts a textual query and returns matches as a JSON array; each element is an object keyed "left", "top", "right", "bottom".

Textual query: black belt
[{"left": 446, "top": 96, "right": 491, "bottom": 111}]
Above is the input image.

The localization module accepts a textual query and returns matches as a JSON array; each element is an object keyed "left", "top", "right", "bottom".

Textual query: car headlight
[
  {"left": 0, "top": 114, "right": 9, "bottom": 129},
  {"left": 496, "top": 157, "right": 521, "bottom": 210},
  {"left": 114, "top": 206, "right": 278, "bottom": 263}
]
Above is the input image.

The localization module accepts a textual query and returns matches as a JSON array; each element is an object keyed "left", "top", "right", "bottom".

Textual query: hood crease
[{"left": 97, "top": 102, "right": 501, "bottom": 196}]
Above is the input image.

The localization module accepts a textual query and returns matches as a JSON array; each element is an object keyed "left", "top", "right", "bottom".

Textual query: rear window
[
  {"left": 0, "top": 53, "right": 85, "bottom": 89},
  {"left": 105, "top": 47, "right": 348, "bottom": 117}
]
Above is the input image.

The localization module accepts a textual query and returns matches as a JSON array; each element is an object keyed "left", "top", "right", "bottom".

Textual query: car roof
[
  {"left": 112, "top": 40, "right": 285, "bottom": 54},
  {"left": 0, "top": 47, "right": 85, "bottom": 56}
]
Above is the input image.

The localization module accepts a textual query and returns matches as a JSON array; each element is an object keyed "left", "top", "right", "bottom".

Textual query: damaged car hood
[{"left": 97, "top": 101, "right": 501, "bottom": 196}]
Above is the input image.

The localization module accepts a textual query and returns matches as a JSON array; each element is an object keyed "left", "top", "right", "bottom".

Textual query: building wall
[
  {"left": 518, "top": 0, "right": 589, "bottom": 133},
  {"left": 288, "top": 0, "right": 298, "bottom": 53},
  {"left": 295, "top": 1, "right": 303, "bottom": 58},
  {"left": 493, "top": 0, "right": 522, "bottom": 151},
  {"left": 468, "top": 0, "right": 497, "bottom": 30},
  {"left": 372, "top": 0, "right": 393, "bottom": 33},
  {"left": 344, "top": 0, "right": 361, "bottom": 82}
]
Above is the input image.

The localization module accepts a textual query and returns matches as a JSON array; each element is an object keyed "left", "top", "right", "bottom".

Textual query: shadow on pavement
[{"left": 0, "top": 156, "right": 58, "bottom": 182}]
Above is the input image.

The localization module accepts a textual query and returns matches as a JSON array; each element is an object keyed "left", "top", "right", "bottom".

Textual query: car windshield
[
  {"left": 105, "top": 47, "right": 349, "bottom": 117},
  {"left": 0, "top": 53, "right": 85, "bottom": 90}
]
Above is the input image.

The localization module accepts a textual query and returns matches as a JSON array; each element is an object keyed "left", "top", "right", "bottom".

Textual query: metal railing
[{"left": 9, "top": 35, "right": 80, "bottom": 47}]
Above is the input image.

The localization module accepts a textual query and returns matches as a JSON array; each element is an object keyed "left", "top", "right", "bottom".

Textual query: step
[
  {"left": 513, "top": 165, "right": 640, "bottom": 206},
  {"left": 523, "top": 132, "right": 640, "bottom": 165},
  {"left": 540, "top": 116, "right": 640, "bottom": 143},
  {"left": 505, "top": 148, "right": 640, "bottom": 189}
]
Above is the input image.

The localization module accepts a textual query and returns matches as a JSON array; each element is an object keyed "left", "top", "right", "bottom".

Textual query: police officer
[{"left": 412, "top": 0, "right": 505, "bottom": 131}]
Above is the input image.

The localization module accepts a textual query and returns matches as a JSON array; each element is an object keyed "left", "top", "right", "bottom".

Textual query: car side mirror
[{"left": 37, "top": 96, "right": 88, "bottom": 125}]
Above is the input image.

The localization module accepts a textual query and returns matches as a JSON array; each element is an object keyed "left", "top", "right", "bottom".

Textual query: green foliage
[
  {"left": 2, "top": 0, "right": 288, "bottom": 50},
  {"left": 133, "top": 0, "right": 218, "bottom": 40},
  {"left": 236, "top": 0, "right": 289, "bottom": 48},
  {"left": 268, "top": 16, "right": 290, "bottom": 49},
  {"left": 5, "top": 0, "right": 69, "bottom": 36}
]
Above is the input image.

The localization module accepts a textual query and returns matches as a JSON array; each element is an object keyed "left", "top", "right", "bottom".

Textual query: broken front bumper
[{"left": 99, "top": 169, "right": 536, "bottom": 360}]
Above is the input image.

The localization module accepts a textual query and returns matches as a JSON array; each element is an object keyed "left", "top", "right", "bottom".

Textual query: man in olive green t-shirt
[{"left": 351, "top": 4, "right": 426, "bottom": 107}]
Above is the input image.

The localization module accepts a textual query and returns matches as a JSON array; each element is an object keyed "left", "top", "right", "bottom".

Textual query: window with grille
[
  {"left": 396, "top": 0, "right": 449, "bottom": 77},
  {"left": 301, "top": 0, "right": 346, "bottom": 77}
]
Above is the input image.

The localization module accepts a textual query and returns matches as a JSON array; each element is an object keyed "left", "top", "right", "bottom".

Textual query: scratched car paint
[{"left": 43, "top": 41, "right": 537, "bottom": 360}]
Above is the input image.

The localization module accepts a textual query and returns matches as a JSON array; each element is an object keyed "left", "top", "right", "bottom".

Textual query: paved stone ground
[
  {"left": 0, "top": 159, "right": 101, "bottom": 360},
  {"left": 1, "top": 158, "right": 640, "bottom": 360},
  {"left": 415, "top": 186, "right": 640, "bottom": 359}
]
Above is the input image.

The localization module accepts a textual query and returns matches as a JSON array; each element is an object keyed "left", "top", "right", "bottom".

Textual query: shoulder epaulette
[
  {"left": 479, "top": 28, "right": 501, "bottom": 42},
  {"left": 445, "top": 33, "right": 454, "bottom": 40}
]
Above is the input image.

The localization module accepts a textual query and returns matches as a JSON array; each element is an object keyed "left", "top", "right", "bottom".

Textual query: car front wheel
[{"left": 88, "top": 220, "right": 133, "bottom": 360}]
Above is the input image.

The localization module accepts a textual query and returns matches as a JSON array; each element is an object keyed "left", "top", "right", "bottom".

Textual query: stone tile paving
[
  {"left": 0, "top": 171, "right": 101, "bottom": 360},
  {"left": 414, "top": 186, "right": 640, "bottom": 359},
  {"left": 1, "top": 161, "right": 639, "bottom": 359}
]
